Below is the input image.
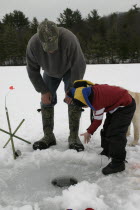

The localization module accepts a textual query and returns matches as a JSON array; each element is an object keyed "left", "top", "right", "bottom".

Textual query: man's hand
[
  {"left": 80, "top": 132, "right": 91, "bottom": 144},
  {"left": 41, "top": 92, "right": 52, "bottom": 105},
  {"left": 64, "top": 94, "right": 73, "bottom": 105}
]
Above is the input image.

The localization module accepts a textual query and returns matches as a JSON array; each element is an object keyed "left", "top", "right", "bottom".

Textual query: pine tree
[
  {"left": 30, "top": 17, "right": 39, "bottom": 34},
  {"left": 2, "top": 10, "right": 30, "bottom": 31},
  {"left": 57, "top": 8, "right": 82, "bottom": 29},
  {"left": 0, "top": 22, "right": 6, "bottom": 65},
  {"left": 2, "top": 10, "right": 30, "bottom": 65}
]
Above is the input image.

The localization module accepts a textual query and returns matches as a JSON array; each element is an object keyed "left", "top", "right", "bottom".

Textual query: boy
[{"left": 67, "top": 80, "right": 136, "bottom": 175}]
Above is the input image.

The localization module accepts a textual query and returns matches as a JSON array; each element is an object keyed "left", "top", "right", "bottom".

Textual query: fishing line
[
  {"left": 72, "top": 108, "right": 87, "bottom": 176},
  {"left": 52, "top": 108, "right": 102, "bottom": 187}
]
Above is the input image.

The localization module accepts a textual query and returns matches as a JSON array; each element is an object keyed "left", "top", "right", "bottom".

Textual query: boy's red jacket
[{"left": 87, "top": 84, "right": 132, "bottom": 135}]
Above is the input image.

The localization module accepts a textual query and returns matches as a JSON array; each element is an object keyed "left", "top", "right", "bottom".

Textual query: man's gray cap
[{"left": 37, "top": 19, "right": 59, "bottom": 52}]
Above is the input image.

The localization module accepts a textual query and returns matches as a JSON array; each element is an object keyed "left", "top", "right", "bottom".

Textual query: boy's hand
[
  {"left": 80, "top": 132, "right": 91, "bottom": 144},
  {"left": 41, "top": 92, "right": 52, "bottom": 104}
]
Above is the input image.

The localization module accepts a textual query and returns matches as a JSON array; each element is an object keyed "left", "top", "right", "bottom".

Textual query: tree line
[{"left": 0, "top": 6, "right": 140, "bottom": 65}]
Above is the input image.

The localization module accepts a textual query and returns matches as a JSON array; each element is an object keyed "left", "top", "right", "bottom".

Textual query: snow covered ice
[{"left": 0, "top": 64, "right": 140, "bottom": 210}]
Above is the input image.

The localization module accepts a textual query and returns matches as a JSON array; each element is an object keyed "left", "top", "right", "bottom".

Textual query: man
[
  {"left": 26, "top": 19, "right": 86, "bottom": 152},
  {"left": 67, "top": 80, "right": 136, "bottom": 175}
]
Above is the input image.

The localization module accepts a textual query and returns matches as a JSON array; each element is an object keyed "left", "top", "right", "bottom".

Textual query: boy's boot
[
  {"left": 68, "top": 104, "right": 84, "bottom": 152},
  {"left": 102, "top": 159, "right": 125, "bottom": 175},
  {"left": 33, "top": 107, "right": 56, "bottom": 150}
]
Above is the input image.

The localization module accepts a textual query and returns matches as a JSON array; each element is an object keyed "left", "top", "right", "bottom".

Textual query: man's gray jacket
[{"left": 26, "top": 27, "right": 86, "bottom": 94}]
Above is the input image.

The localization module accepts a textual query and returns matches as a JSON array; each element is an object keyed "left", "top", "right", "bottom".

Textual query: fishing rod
[{"left": 0, "top": 86, "right": 31, "bottom": 159}]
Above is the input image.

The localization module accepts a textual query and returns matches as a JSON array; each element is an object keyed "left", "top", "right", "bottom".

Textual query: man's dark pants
[{"left": 41, "top": 70, "right": 71, "bottom": 107}]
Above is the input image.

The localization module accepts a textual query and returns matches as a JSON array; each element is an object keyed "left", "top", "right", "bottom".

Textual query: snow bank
[{"left": 0, "top": 64, "right": 140, "bottom": 210}]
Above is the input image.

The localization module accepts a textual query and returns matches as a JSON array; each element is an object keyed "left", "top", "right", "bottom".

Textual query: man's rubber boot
[
  {"left": 68, "top": 104, "right": 84, "bottom": 152},
  {"left": 102, "top": 159, "right": 125, "bottom": 175},
  {"left": 33, "top": 107, "right": 56, "bottom": 150}
]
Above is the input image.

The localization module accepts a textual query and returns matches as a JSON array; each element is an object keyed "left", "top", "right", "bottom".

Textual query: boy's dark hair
[
  {"left": 67, "top": 90, "right": 85, "bottom": 107},
  {"left": 73, "top": 99, "right": 86, "bottom": 107}
]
